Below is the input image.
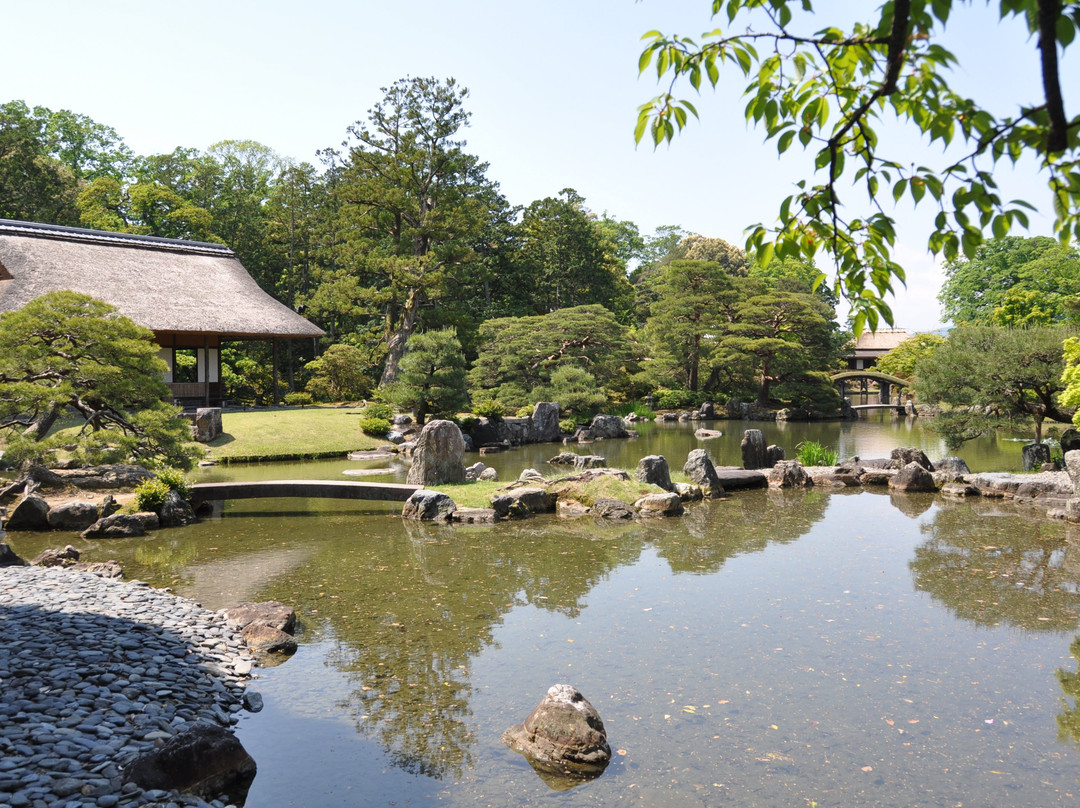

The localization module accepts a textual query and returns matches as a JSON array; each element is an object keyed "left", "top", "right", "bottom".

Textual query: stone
[
  {"left": 520, "top": 468, "right": 546, "bottom": 482},
  {"left": 888, "top": 461, "right": 937, "bottom": 493},
  {"left": 46, "top": 500, "right": 101, "bottom": 531},
  {"left": 694, "top": 428, "right": 723, "bottom": 440},
  {"left": 548, "top": 451, "right": 580, "bottom": 466},
  {"left": 673, "top": 482, "right": 703, "bottom": 502},
  {"left": 592, "top": 498, "right": 635, "bottom": 519},
  {"left": 1060, "top": 427, "right": 1080, "bottom": 453},
  {"left": 49, "top": 463, "right": 153, "bottom": 490},
  {"left": 393, "top": 414, "right": 413, "bottom": 426},
  {"left": 941, "top": 482, "right": 980, "bottom": 497},
  {"left": 1066, "top": 450, "right": 1080, "bottom": 491},
  {"left": 766, "top": 445, "right": 786, "bottom": 466},
  {"left": 99, "top": 493, "right": 121, "bottom": 518},
  {"left": 501, "top": 684, "right": 611, "bottom": 774},
  {"left": 549, "top": 452, "right": 605, "bottom": 470},
  {"left": 491, "top": 487, "right": 557, "bottom": 519},
  {"left": 556, "top": 499, "right": 592, "bottom": 517},
  {"left": 478, "top": 467, "right": 499, "bottom": 481},
  {"left": 1022, "top": 442, "right": 1051, "bottom": 472},
  {"left": 450, "top": 507, "right": 497, "bottom": 523},
  {"left": 134, "top": 511, "right": 161, "bottom": 531},
  {"left": 241, "top": 623, "right": 298, "bottom": 655},
  {"left": 407, "top": 420, "right": 466, "bottom": 486},
  {"left": 531, "top": 402, "right": 563, "bottom": 442},
  {"left": 401, "top": 490, "right": 457, "bottom": 521},
  {"left": 5, "top": 494, "right": 50, "bottom": 531},
  {"left": 889, "top": 447, "right": 934, "bottom": 470},
  {"left": 465, "top": 462, "right": 488, "bottom": 482},
  {"left": 0, "top": 543, "right": 26, "bottom": 566},
  {"left": 635, "top": 455, "right": 673, "bottom": 491},
  {"left": 193, "top": 408, "right": 223, "bottom": 443},
  {"left": 588, "top": 414, "right": 629, "bottom": 439},
  {"left": 158, "top": 490, "right": 196, "bottom": 528},
  {"left": 933, "top": 456, "right": 971, "bottom": 476},
  {"left": 122, "top": 723, "right": 256, "bottom": 803},
  {"left": 740, "top": 429, "right": 768, "bottom": 470},
  {"left": 634, "top": 492, "right": 684, "bottom": 516},
  {"left": 30, "top": 544, "right": 80, "bottom": 567},
  {"left": 81, "top": 513, "right": 147, "bottom": 538},
  {"left": 71, "top": 560, "right": 123, "bottom": 578},
  {"left": 698, "top": 401, "right": 716, "bottom": 419},
  {"left": 221, "top": 601, "right": 297, "bottom": 634},
  {"left": 767, "top": 460, "right": 813, "bottom": 488},
  {"left": 683, "top": 449, "right": 724, "bottom": 498}
]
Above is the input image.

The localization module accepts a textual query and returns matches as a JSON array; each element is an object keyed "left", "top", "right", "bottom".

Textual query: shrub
[
  {"left": 475, "top": 399, "right": 505, "bottom": 420},
  {"left": 457, "top": 416, "right": 479, "bottom": 432},
  {"left": 516, "top": 405, "right": 534, "bottom": 418},
  {"left": 362, "top": 402, "right": 394, "bottom": 421},
  {"left": 134, "top": 478, "right": 170, "bottom": 512},
  {"left": 795, "top": 440, "right": 839, "bottom": 466},
  {"left": 154, "top": 466, "right": 191, "bottom": 500},
  {"left": 284, "top": 391, "right": 314, "bottom": 408},
  {"left": 653, "top": 387, "right": 705, "bottom": 410},
  {"left": 559, "top": 417, "right": 579, "bottom": 434},
  {"left": 612, "top": 401, "right": 657, "bottom": 420},
  {"left": 359, "top": 417, "right": 392, "bottom": 437}
]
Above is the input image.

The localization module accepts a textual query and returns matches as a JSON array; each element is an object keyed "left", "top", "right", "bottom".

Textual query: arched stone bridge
[{"left": 830, "top": 370, "right": 911, "bottom": 411}]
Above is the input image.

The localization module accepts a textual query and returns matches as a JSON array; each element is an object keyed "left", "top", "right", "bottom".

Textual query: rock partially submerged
[
  {"left": 502, "top": 684, "right": 611, "bottom": 780},
  {"left": 407, "top": 419, "right": 466, "bottom": 486}
]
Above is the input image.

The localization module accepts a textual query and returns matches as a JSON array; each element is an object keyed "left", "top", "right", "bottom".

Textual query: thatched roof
[
  {"left": 849, "top": 328, "right": 911, "bottom": 359},
  {"left": 0, "top": 219, "right": 324, "bottom": 339}
]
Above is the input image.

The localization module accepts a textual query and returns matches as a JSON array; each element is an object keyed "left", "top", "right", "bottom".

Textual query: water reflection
[{"left": 912, "top": 500, "right": 1080, "bottom": 631}]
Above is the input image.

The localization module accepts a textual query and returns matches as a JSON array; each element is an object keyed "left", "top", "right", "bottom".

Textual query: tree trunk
[
  {"left": 21, "top": 403, "right": 61, "bottom": 442},
  {"left": 379, "top": 290, "right": 423, "bottom": 388}
]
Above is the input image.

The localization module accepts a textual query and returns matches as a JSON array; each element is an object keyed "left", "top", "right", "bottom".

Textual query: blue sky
[{"left": 6, "top": 1, "right": 1075, "bottom": 330}]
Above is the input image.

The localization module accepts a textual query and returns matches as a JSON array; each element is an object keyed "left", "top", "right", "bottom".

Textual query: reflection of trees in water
[
  {"left": 650, "top": 489, "right": 829, "bottom": 573},
  {"left": 258, "top": 518, "right": 643, "bottom": 780},
  {"left": 911, "top": 500, "right": 1080, "bottom": 631},
  {"left": 1056, "top": 637, "right": 1080, "bottom": 746}
]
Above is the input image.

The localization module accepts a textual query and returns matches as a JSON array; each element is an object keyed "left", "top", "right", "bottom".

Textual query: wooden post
[
  {"left": 203, "top": 335, "right": 210, "bottom": 408},
  {"left": 272, "top": 339, "right": 280, "bottom": 406}
]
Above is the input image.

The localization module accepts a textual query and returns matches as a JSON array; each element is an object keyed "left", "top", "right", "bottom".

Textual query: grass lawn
[
  {"left": 434, "top": 470, "right": 667, "bottom": 510},
  {"left": 205, "top": 406, "right": 383, "bottom": 462}
]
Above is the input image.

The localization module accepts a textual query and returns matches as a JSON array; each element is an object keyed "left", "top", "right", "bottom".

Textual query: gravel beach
[{"left": 0, "top": 566, "right": 258, "bottom": 808}]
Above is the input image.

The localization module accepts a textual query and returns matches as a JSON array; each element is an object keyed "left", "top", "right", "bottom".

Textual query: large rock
[
  {"left": 1061, "top": 428, "right": 1080, "bottom": 454},
  {"left": 549, "top": 452, "right": 606, "bottom": 470},
  {"left": 592, "top": 498, "right": 635, "bottom": 519},
  {"left": 193, "top": 407, "right": 223, "bottom": 442},
  {"left": 767, "top": 460, "right": 813, "bottom": 488},
  {"left": 30, "top": 545, "right": 80, "bottom": 567},
  {"left": 888, "top": 461, "right": 937, "bottom": 493},
  {"left": 81, "top": 513, "right": 148, "bottom": 538},
  {"left": 1022, "top": 442, "right": 1051, "bottom": 472},
  {"left": 241, "top": 623, "right": 298, "bottom": 655},
  {"left": 0, "top": 544, "right": 26, "bottom": 566},
  {"left": 401, "top": 489, "right": 457, "bottom": 521},
  {"left": 766, "top": 445, "right": 786, "bottom": 466},
  {"left": 683, "top": 449, "right": 724, "bottom": 498},
  {"left": 50, "top": 463, "right": 153, "bottom": 490},
  {"left": 407, "top": 420, "right": 466, "bottom": 486},
  {"left": 933, "top": 456, "right": 971, "bottom": 476},
  {"left": 740, "top": 429, "right": 768, "bottom": 470},
  {"left": 221, "top": 601, "right": 297, "bottom": 634},
  {"left": 122, "top": 723, "right": 256, "bottom": 804},
  {"left": 635, "top": 455, "right": 673, "bottom": 491},
  {"left": 159, "top": 489, "right": 197, "bottom": 527},
  {"left": 491, "top": 487, "right": 557, "bottom": 519},
  {"left": 588, "top": 414, "right": 629, "bottom": 439},
  {"left": 46, "top": 500, "right": 101, "bottom": 531},
  {"left": 531, "top": 402, "right": 562, "bottom": 442},
  {"left": 5, "top": 494, "right": 51, "bottom": 531},
  {"left": 502, "top": 684, "right": 611, "bottom": 775},
  {"left": 634, "top": 492, "right": 684, "bottom": 517},
  {"left": 1066, "top": 450, "right": 1080, "bottom": 491},
  {"left": 465, "top": 462, "right": 489, "bottom": 481},
  {"left": 890, "top": 447, "right": 934, "bottom": 470}
]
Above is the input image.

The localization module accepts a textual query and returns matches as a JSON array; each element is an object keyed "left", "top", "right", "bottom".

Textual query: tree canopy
[
  {"left": 0, "top": 291, "right": 198, "bottom": 469},
  {"left": 637, "top": 1, "right": 1080, "bottom": 334},
  {"left": 938, "top": 236, "right": 1080, "bottom": 325}
]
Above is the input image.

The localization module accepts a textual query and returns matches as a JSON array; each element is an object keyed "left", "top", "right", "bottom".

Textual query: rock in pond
[
  {"left": 46, "top": 499, "right": 101, "bottom": 531},
  {"left": 402, "top": 489, "right": 457, "bottom": 521},
  {"left": 81, "top": 513, "right": 148, "bottom": 538},
  {"left": 5, "top": 493, "right": 50, "bottom": 531},
  {"left": 221, "top": 601, "right": 297, "bottom": 634},
  {"left": 122, "top": 722, "right": 256, "bottom": 804},
  {"left": 888, "top": 461, "right": 937, "bottom": 493},
  {"left": 741, "top": 429, "right": 768, "bottom": 470},
  {"left": 407, "top": 419, "right": 466, "bottom": 486},
  {"left": 502, "top": 684, "right": 611, "bottom": 779},
  {"left": 634, "top": 492, "right": 684, "bottom": 516},
  {"left": 683, "top": 449, "right": 724, "bottom": 498},
  {"left": 635, "top": 454, "right": 673, "bottom": 491},
  {"left": 768, "top": 460, "right": 813, "bottom": 488}
]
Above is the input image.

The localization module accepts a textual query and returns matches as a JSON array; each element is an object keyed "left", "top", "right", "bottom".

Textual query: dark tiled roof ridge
[{"left": 0, "top": 218, "right": 234, "bottom": 257}]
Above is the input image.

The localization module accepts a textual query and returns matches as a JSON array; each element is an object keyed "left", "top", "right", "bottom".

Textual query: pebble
[{"left": 0, "top": 567, "right": 257, "bottom": 808}]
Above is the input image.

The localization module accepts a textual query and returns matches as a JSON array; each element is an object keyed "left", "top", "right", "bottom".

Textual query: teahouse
[{"left": 0, "top": 219, "right": 324, "bottom": 407}]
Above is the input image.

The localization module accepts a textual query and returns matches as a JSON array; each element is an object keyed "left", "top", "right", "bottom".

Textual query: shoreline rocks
[{"left": 0, "top": 565, "right": 260, "bottom": 808}]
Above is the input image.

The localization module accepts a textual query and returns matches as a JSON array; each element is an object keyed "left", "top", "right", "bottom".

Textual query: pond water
[{"left": 7, "top": 416, "right": 1080, "bottom": 806}]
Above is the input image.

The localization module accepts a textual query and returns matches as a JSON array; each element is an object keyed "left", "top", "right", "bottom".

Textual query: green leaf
[{"left": 777, "top": 130, "right": 796, "bottom": 154}]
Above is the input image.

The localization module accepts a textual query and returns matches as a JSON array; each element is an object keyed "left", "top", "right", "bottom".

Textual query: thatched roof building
[
  {"left": 844, "top": 328, "right": 912, "bottom": 371},
  {"left": 0, "top": 219, "right": 324, "bottom": 405}
]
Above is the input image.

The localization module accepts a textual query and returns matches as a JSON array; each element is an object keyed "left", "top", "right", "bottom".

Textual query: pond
[{"left": 6, "top": 416, "right": 1080, "bottom": 806}]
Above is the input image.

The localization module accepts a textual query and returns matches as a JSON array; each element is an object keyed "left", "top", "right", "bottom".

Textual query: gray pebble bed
[{"left": 0, "top": 566, "right": 257, "bottom": 808}]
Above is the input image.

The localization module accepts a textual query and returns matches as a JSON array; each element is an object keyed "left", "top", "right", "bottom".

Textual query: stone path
[{"left": 0, "top": 566, "right": 257, "bottom": 808}]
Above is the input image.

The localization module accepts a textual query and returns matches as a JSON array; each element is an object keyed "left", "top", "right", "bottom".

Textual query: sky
[{"left": 5, "top": 0, "right": 1076, "bottom": 332}]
